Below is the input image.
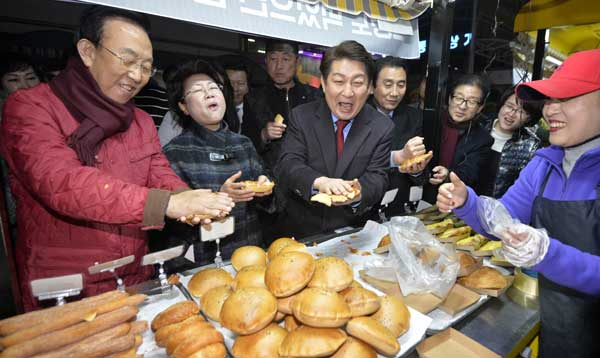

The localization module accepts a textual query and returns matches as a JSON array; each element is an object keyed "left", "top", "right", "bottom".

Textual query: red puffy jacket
[{"left": 0, "top": 84, "right": 188, "bottom": 311}]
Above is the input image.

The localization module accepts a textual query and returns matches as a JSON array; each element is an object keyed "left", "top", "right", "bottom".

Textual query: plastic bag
[{"left": 387, "top": 216, "right": 459, "bottom": 297}]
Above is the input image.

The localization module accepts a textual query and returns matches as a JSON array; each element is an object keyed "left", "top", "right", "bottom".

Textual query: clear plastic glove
[{"left": 500, "top": 223, "right": 550, "bottom": 268}]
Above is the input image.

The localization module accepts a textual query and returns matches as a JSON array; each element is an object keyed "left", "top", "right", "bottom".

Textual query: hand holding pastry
[
  {"left": 167, "top": 189, "right": 234, "bottom": 225},
  {"left": 220, "top": 171, "right": 256, "bottom": 203}
]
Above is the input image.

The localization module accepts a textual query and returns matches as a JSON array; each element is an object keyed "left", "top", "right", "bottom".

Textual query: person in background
[
  {"left": 133, "top": 75, "right": 170, "bottom": 130},
  {"left": 409, "top": 76, "right": 426, "bottom": 110},
  {"left": 368, "top": 56, "right": 430, "bottom": 216},
  {"left": 478, "top": 86, "right": 541, "bottom": 197},
  {"left": 428, "top": 74, "right": 493, "bottom": 189},
  {"left": 0, "top": 54, "right": 41, "bottom": 115},
  {"left": 437, "top": 49, "right": 600, "bottom": 357},
  {"left": 0, "top": 6, "right": 233, "bottom": 311},
  {"left": 163, "top": 59, "right": 274, "bottom": 268},
  {"left": 276, "top": 40, "right": 393, "bottom": 238},
  {"left": 158, "top": 65, "right": 183, "bottom": 146},
  {"left": 211, "top": 61, "right": 240, "bottom": 133},
  {"left": 224, "top": 62, "right": 250, "bottom": 133}
]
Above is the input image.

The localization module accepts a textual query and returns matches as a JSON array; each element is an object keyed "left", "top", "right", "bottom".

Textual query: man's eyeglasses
[
  {"left": 502, "top": 103, "right": 527, "bottom": 116},
  {"left": 182, "top": 83, "right": 223, "bottom": 100},
  {"left": 450, "top": 95, "right": 481, "bottom": 109},
  {"left": 98, "top": 44, "right": 157, "bottom": 77}
]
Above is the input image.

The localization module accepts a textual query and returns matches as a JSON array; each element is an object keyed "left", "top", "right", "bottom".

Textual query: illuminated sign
[{"left": 419, "top": 32, "right": 472, "bottom": 54}]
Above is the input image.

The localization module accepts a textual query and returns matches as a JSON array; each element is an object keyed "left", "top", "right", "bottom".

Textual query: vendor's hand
[
  {"left": 167, "top": 189, "right": 234, "bottom": 224},
  {"left": 220, "top": 171, "right": 256, "bottom": 202},
  {"left": 436, "top": 172, "right": 467, "bottom": 212},
  {"left": 332, "top": 179, "right": 362, "bottom": 206},
  {"left": 261, "top": 121, "right": 286, "bottom": 141},
  {"left": 500, "top": 223, "right": 550, "bottom": 268},
  {"left": 254, "top": 175, "right": 273, "bottom": 197},
  {"left": 399, "top": 150, "right": 433, "bottom": 174},
  {"left": 429, "top": 165, "right": 449, "bottom": 185},
  {"left": 313, "top": 176, "right": 354, "bottom": 196}
]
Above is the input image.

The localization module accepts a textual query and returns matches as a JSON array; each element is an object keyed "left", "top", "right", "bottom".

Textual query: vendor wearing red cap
[{"left": 436, "top": 49, "right": 600, "bottom": 357}]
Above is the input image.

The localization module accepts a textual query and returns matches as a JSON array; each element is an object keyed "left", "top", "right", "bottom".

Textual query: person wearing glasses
[
  {"left": 162, "top": 59, "right": 274, "bottom": 268},
  {"left": 428, "top": 74, "right": 493, "bottom": 189},
  {"left": 0, "top": 6, "right": 234, "bottom": 311},
  {"left": 478, "top": 86, "right": 541, "bottom": 197},
  {"left": 437, "top": 49, "right": 600, "bottom": 357}
]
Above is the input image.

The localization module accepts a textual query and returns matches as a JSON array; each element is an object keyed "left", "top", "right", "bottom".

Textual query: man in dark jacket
[{"left": 241, "top": 39, "right": 320, "bottom": 171}]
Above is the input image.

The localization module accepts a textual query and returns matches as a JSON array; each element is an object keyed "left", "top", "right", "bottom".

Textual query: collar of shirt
[
  {"left": 331, "top": 113, "right": 354, "bottom": 142},
  {"left": 376, "top": 106, "right": 394, "bottom": 118}
]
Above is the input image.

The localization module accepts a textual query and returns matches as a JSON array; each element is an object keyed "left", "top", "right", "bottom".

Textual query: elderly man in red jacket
[{"left": 0, "top": 6, "right": 234, "bottom": 311}]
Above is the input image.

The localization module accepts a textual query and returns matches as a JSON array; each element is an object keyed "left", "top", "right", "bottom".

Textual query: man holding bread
[
  {"left": 0, "top": 6, "right": 233, "bottom": 310},
  {"left": 276, "top": 40, "right": 394, "bottom": 238}
]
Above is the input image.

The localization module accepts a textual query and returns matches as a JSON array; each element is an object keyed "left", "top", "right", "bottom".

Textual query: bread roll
[
  {"left": 458, "top": 266, "right": 506, "bottom": 289},
  {"left": 279, "top": 326, "right": 347, "bottom": 357},
  {"left": 232, "top": 265, "right": 266, "bottom": 290},
  {"left": 345, "top": 317, "right": 400, "bottom": 356},
  {"left": 371, "top": 295, "right": 411, "bottom": 337},
  {"left": 201, "top": 285, "right": 233, "bottom": 322},
  {"left": 458, "top": 252, "right": 477, "bottom": 268},
  {"left": 267, "top": 237, "right": 297, "bottom": 260},
  {"left": 170, "top": 329, "right": 225, "bottom": 358},
  {"left": 220, "top": 287, "right": 278, "bottom": 335},
  {"left": 277, "top": 293, "right": 298, "bottom": 315},
  {"left": 185, "top": 343, "right": 227, "bottom": 358},
  {"left": 165, "top": 321, "right": 219, "bottom": 355},
  {"left": 188, "top": 268, "right": 233, "bottom": 298},
  {"left": 291, "top": 287, "right": 351, "bottom": 328},
  {"left": 308, "top": 256, "right": 353, "bottom": 292},
  {"left": 284, "top": 315, "right": 301, "bottom": 332},
  {"left": 265, "top": 251, "right": 315, "bottom": 297},
  {"left": 339, "top": 280, "right": 363, "bottom": 296},
  {"left": 155, "top": 315, "right": 205, "bottom": 347},
  {"left": 331, "top": 337, "right": 377, "bottom": 358},
  {"left": 232, "top": 323, "right": 287, "bottom": 358},
  {"left": 278, "top": 241, "right": 308, "bottom": 256},
  {"left": 274, "top": 311, "right": 285, "bottom": 322},
  {"left": 151, "top": 301, "right": 199, "bottom": 332},
  {"left": 231, "top": 246, "right": 267, "bottom": 271},
  {"left": 342, "top": 287, "right": 381, "bottom": 317}
]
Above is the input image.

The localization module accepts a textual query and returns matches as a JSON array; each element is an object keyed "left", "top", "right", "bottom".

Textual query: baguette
[
  {"left": 0, "top": 290, "right": 127, "bottom": 336},
  {"left": 32, "top": 323, "right": 131, "bottom": 358},
  {"left": 0, "top": 305, "right": 138, "bottom": 358},
  {"left": 0, "top": 294, "right": 145, "bottom": 348}
]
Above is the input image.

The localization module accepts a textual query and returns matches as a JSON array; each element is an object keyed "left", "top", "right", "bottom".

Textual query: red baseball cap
[{"left": 516, "top": 49, "right": 600, "bottom": 101}]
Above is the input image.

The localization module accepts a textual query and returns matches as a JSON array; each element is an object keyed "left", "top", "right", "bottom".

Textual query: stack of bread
[
  {"left": 0, "top": 290, "right": 147, "bottom": 358},
  {"left": 151, "top": 301, "right": 226, "bottom": 358},
  {"left": 186, "top": 238, "right": 411, "bottom": 357}
]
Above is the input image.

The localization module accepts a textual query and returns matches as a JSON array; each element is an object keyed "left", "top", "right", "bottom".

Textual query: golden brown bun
[
  {"left": 277, "top": 293, "right": 298, "bottom": 315},
  {"left": 242, "top": 180, "right": 275, "bottom": 193},
  {"left": 339, "top": 280, "right": 363, "bottom": 296},
  {"left": 279, "top": 326, "right": 347, "bottom": 357},
  {"left": 183, "top": 211, "right": 228, "bottom": 225},
  {"left": 399, "top": 151, "right": 433, "bottom": 171},
  {"left": 184, "top": 343, "right": 227, "bottom": 358},
  {"left": 308, "top": 256, "right": 354, "bottom": 292},
  {"left": 232, "top": 265, "right": 266, "bottom": 290},
  {"left": 274, "top": 311, "right": 285, "bottom": 321},
  {"left": 458, "top": 252, "right": 477, "bottom": 268},
  {"left": 171, "top": 331, "right": 225, "bottom": 358},
  {"left": 291, "top": 287, "right": 352, "bottom": 328},
  {"left": 278, "top": 241, "right": 308, "bottom": 256},
  {"left": 165, "top": 321, "right": 215, "bottom": 355},
  {"left": 188, "top": 268, "right": 233, "bottom": 298},
  {"left": 284, "top": 315, "right": 301, "bottom": 332},
  {"left": 265, "top": 251, "right": 315, "bottom": 297},
  {"left": 341, "top": 287, "right": 381, "bottom": 317},
  {"left": 378, "top": 234, "right": 391, "bottom": 248},
  {"left": 220, "top": 287, "right": 278, "bottom": 335},
  {"left": 371, "top": 295, "right": 411, "bottom": 337},
  {"left": 331, "top": 337, "right": 377, "bottom": 358},
  {"left": 458, "top": 266, "right": 506, "bottom": 289},
  {"left": 232, "top": 323, "right": 287, "bottom": 358},
  {"left": 155, "top": 315, "right": 205, "bottom": 347},
  {"left": 201, "top": 285, "right": 233, "bottom": 322},
  {"left": 267, "top": 237, "right": 298, "bottom": 260},
  {"left": 231, "top": 246, "right": 268, "bottom": 271},
  {"left": 151, "top": 301, "right": 199, "bottom": 332},
  {"left": 345, "top": 317, "right": 400, "bottom": 356}
]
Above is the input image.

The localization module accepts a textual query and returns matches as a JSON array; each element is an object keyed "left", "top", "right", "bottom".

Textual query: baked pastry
[
  {"left": 151, "top": 301, "right": 199, "bottom": 332},
  {"left": 274, "top": 311, "right": 286, "bottom": 321},
  {"left": 242, "top": 180, "right": 275, "bottom": 193},
  {"left": 183, "top": 343, "right": 227, "bottom": 358},
  {"left": 291, "top": 287, "right": 352, "bottom": 328},
  {"left": 155, "top": 315, "right": 205, "bottom": 347},
  {"left": 399, "top": 151, "right": 433, "bottom": 171},
  {"left": 274, "top": 114, "right": 284, "bottom": 125},
  {"left": 232, "top": 265, "right": 266, "bottom": 290},
  {"left": 341, "top": 287, "right": 381, "bottom": 317},
  {"left": 339, "top": 280, "right": 363, "bottom": 296},
  {"left": 458, "top": 252, "right": 477, "bottom": 268},
  {"left": 279, "top": 326, "right": 347, "bottom": 358},
  {"left": 183, "top": 210, "right": 228, "bottom": 225},
  {"left": 267, "top": 237, "right": 298, "bottom": 260},
  {"left": 277, "top": 293, "right": 298, "bottom": 315},
  {"left": 277, "top": 241, "right": 308, "bottom": 256},
  {"left": 265, "top": 251, "right": 315, "bottom": 297},
  {"left": 165, "top": 320, "right": 216, "bottom": 355},
  {"left": 371, "top": 295, "right": 411, "bottom": 337},
  {"left": 220, "top": 287, "right": 278, "bottom": 335},
  {"left": 308, "top": 256, "right": 353, "bottom": 292},
  {"left": 310, "top": 186, "right": 361, "bottom": 207},
  {"left": 330, "top": 337, "right": 377, "bottom": 358},
  {"left": 284, "top": 315, "right": 301, "bottom": 332},
  {"left": 232, "top": 323, "right": 287, "bottom": 358},
  {"left": 377, "top": 234, "right": 391, "bottom": 248},
  {"left": 231, "top": 246, "right": 267, "bottom": 271},
  {"left": 458, "top": 266, "right": 506, "bottom": 289},
  {"left": 201, "top": 285, "right": 233, "bottom": 322},
  {"left": 171, "top": 330, "right": 225, "bottom": 358},
  {"left": 345, "top": 317, "right": 400, "bottom": 356},
  {"left": 188, "top": 268, "right": 233, "bottom": 298}
]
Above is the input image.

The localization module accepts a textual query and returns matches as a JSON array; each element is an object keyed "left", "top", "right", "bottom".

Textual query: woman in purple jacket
[{"left": 437, "top": 49, "right": 600, "bottom": 358}]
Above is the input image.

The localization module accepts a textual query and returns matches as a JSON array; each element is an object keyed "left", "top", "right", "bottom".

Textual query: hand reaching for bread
[
  {"left": 166, "top": 189, "right": 234, "bottom": 225},
  {"left": 221, "top": 171, "right": 256, "bottom": 203}
]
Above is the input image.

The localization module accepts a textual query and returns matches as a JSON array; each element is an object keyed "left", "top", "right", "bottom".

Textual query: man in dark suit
[{"left": 276, "top": 41, "right": 394, "bottom": 238}]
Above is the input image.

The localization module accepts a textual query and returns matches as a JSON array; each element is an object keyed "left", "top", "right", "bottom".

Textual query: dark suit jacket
[{"left": 275, "top": 99, "right": 394, "bottom": 238}]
